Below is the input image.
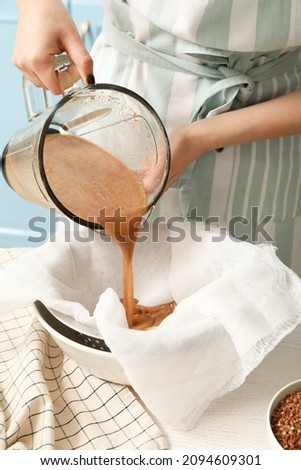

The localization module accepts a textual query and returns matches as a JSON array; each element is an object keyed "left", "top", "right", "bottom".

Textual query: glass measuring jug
[{"left": 2, "top": 82, "right": 170, "bottom": 231}]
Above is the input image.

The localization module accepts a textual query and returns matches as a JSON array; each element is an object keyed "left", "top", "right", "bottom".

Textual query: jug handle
[{"left": 22, "top": 53, "right": 77, "bottom": 122}]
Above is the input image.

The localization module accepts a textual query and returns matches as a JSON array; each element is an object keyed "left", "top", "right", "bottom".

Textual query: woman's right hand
[{"left": 13, "top": 0, "right": 94, "bottom": 94}]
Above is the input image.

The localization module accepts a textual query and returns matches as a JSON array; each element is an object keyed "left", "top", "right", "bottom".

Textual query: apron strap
[{"left": 103, "top": 20, "right": 301, "bottom": 118}]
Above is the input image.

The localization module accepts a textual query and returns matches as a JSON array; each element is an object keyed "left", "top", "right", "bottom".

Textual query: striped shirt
[{"left": 92, "top": 0, "right": 301, "bottom": 274}]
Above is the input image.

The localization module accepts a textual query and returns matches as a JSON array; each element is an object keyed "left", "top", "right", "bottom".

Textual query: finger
[
  {"left": 22, "top": 70, "right": 46, "bottom": 89},
  {"left": 67, "top": 62, "right": 81, "bottom": 83},
  {"left": 13, "top": 53, "right": 50, "bottom": 90},
  {"left": 37, "top": 68, "right": 62, "bottom": 95},
  {"left": 33, "top": 55, "right": 63, "bottom": 95},
  {"left": 64, "top": 35, "right": 94, "bottom": 84},
  {"left": 56, "top": 64, "right": 81, "bottom": 92},
  {"left": 20, "top": 55, "right": 82, "bottom": 95}
]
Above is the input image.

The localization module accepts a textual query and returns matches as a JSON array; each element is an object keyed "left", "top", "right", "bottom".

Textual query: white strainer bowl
[{"left": 35, "top": 300, "right": 130, "bottom": 385}]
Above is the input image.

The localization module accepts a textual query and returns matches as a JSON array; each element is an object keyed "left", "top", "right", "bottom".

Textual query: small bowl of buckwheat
[{"left": 267, "top": 379, "right": 301, "bottom": 450}]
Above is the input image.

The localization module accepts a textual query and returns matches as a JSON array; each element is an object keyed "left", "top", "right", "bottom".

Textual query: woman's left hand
[{"left": 166, "top": 124, "right": 200, "bottom": 190}]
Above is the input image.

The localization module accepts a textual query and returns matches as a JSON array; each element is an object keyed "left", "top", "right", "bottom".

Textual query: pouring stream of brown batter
[{"left": 44, "top": 134, "right": 175, "bottom": 329}]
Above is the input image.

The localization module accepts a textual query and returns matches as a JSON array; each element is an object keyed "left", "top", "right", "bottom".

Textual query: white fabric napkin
[{"left": 1, "top": 221, "right": 301, "bottom": 430}]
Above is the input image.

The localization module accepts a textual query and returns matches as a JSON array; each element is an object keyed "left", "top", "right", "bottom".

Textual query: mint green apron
[{"left": 92, "top": 2, "right": 301, "bottom": 274}]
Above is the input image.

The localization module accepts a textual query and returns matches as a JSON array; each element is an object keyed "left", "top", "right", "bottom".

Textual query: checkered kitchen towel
[{"left": 0, "top": 248, "right": 167, "bottom": 450}]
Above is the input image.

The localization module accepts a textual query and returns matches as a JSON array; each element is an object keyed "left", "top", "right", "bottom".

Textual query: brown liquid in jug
[{"left": 44, "top": 134, "right": 175, "bottom": 329}]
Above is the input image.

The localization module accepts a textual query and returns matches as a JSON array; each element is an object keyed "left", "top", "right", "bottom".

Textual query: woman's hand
[
  {"left": 166, "top": 125, "right": 196, "bottom": 190},
  {"left": 13, "top": 0, "right": 94, "bottom": 94},
  {"left": 166, "top": 89, "right": 301, "bottom": 189}
]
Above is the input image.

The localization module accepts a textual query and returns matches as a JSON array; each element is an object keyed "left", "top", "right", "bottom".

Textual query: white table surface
[{"left": 161, "top": 323, "right": 301, "bottom": 450}]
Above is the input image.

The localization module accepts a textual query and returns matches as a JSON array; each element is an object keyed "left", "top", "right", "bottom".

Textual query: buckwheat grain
[{"left": 270, "top": 389, "right": 301, "bottom": 450}]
